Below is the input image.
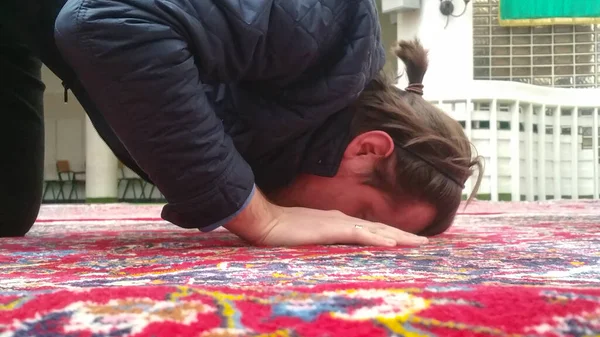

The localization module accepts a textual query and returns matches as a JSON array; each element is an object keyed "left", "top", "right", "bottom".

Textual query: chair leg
[
  {"left": 73, "top": 180, "right": 79, "bottom": 201},
  {"left": 50, "top": 182, "right": 58, "bottom": 200},
  {"left": 74, "top": 181, "right": 79, "bottom": 200},
  {"left": 123, "top": 180, "right": 135, "bottom": 201},
  {"left": 122, "top": 181, "right": 131, "bottom": 201},
  {"left": 42, "top": 181, "right": 59, "bottom": 202},
  {"left": 117, "top": 180, "right": 124, "bottom": 201},
  {"left": 42, "top": 182, "right": 50, "bottom": 200},
  {"left": 148, "top": 185, "right": 164, "bottom": 202},
  {"left": 138, "top": 180, "right": 146, "bottom": 200},
  {"left": 147, "top": 184, "right": 156, "bottom": 201},
  {"left": 131, "top": 181, "right": 138, "bottom": 200},
  {"left": 56, "top": 182, "right": 65, "bottom": 201},
  {"left": 68, "top": 181, "right": 76, "bottom": 201}
]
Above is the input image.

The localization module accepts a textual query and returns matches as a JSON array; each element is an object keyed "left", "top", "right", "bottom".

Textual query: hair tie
[{"left": 405, "top": 83, "right": 424, "bottom": 96}]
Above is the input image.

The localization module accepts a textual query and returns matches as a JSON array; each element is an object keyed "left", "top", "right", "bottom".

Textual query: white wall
[{"left": 42, "top": 66, "right": 86, "bottom": 180}]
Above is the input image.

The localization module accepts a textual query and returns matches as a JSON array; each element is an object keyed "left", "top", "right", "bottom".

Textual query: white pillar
[
  {"left": 593, "top": 108, "right": 599, "bottom": 200},
  {"left": 85, "top": 116, "right": 118, "bottom": 201},
  {"left": 489, "top": 99, "right": 499, "bottom": 201},
  {"left": 570, "top": 107, "right": 579, "bottom": 200},
  {"left": 553, "top": 106, "right": 561, "bottom": 199},
  {"left": 537, "top": 105, "right": 547, "bottom": 200},
  {"left": 510, "top": 101, "right": 521, "bottom": 202},
  {"left": 524, "top": 103, "right": 534, "bottom": 201}
]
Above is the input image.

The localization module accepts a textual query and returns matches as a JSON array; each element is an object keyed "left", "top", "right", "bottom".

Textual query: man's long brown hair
[{"left": 349, "top": 38, "right": 484, "bottom": 236}]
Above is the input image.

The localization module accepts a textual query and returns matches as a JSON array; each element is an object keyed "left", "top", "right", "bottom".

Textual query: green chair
[
  {"left": 56, "top": 160, "right": 85, "bottom": 202},
  {"left": 42, "top": 174, "right": 63, "bottom": 202},
  {"left": 118, "top": 162, "right": 146, "bottom": 201}
]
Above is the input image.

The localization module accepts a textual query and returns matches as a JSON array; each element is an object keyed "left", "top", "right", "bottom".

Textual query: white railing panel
[
  {"left": 594, "top": 108, "right": 599, "bottom": 199},
  {"left": 420, "top": 80, "right": 600, "bottom": 201}
]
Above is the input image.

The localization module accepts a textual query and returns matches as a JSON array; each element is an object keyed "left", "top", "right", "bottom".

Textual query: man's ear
[{"left": 343, "top": 130, "right": 395, "bottom": 159}]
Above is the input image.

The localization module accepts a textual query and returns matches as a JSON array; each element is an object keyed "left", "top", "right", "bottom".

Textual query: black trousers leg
[{"left": 0, "top": 42, "right": 46, "bottom": 237}]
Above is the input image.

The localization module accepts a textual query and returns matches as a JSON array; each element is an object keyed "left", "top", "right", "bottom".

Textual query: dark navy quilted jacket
[{"left": 54, "top": 0, "right": 386, "bottom": 231}]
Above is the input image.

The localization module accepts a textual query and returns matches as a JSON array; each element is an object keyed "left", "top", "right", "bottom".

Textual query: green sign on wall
[{"left": 499, "top": 0, "right": 600, "bottom": 26}]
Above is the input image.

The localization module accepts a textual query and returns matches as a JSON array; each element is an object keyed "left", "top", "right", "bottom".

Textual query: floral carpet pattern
[{"left": 1, "top": 201, "right": 599, "bottom": 336}]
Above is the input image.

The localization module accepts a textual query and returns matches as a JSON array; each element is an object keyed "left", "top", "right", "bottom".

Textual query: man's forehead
[{"left": 388, "top": 201, "right": 436, "bottom": 234}]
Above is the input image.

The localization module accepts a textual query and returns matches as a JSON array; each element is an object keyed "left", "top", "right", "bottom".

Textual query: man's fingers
[
  {"left": 353, "top": 222, "right": 428, "bottom": 246},
  {"left": 351, "top": 226, "right": 397, "bottom": 247},
  {"left": 315, "top": 211, "right": 429, "bottom": 247},
  {"left": 378, "top": 224, "right": 429, "bottom": 245},
  {"left": 339, "top": 224, "right": 424, "bottom": 247}
]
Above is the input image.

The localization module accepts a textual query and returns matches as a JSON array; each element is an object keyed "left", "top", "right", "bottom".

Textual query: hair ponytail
[{"left": 393, "top": 39, "right": 428, "bottom": 85}]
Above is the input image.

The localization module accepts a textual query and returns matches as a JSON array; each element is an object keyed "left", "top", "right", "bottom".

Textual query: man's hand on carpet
[
  {"left": 257, "top": 207, "right": 429, "bottom": 247},
  {"left": 224, "top": 190, "right": 428, "bottom": 247}
]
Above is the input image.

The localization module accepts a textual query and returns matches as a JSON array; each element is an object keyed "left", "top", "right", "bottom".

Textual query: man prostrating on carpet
[{"left": 1, "top": 0, "right": 482, "bottom": 246}]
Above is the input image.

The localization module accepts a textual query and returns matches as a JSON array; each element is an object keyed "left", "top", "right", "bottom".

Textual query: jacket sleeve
[{"left": 53, "top": 0, "right": 256, "bottom": 231}]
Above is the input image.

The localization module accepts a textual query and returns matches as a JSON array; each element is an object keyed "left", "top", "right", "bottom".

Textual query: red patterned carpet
[{"left": 1, "top": 201, "right": 599, "bottom": 336}]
